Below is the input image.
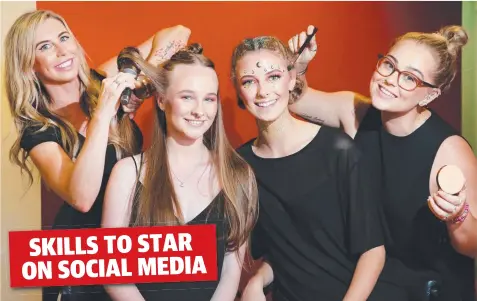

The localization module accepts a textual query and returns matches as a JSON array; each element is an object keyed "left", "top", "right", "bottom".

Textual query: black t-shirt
[
  {"left": 237, "top": 126, "right": 397, "bottom": 301},
  {"left": 19, "top": 69, "right": 143, "bottom": 230}
]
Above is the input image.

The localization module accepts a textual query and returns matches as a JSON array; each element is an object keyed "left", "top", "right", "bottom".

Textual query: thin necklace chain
[{"left": 168, "top": 149, "right": 209, "bottom": 188}]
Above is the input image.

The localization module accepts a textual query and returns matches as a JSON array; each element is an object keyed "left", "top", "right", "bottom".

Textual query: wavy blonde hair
[
  {"left": 122, "top": 44, "right": 259, "bottom": 254},
  {"left": 4, "top": 10, "right": 140, "bottom": 184}
]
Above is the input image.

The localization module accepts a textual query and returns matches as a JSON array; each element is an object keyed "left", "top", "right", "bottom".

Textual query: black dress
[
  {"left": 355, "top": 106, "right": 475, "bottom": 301},
  {"left": 128, "top": 154, "right": 228, "bottom": 301},
  {"left": 19, "top": 70, "right": 143, "bottom": 301},
  {"left": 237, "top": 125, "right": 405, "bottom": 301}
]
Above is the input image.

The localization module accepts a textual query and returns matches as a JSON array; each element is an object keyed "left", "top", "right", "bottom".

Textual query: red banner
[{"left": 9, "top": 225, "right": 218, "bottom": 287}]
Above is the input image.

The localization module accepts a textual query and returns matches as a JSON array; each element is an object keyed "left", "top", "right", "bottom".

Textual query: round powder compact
[{"left": 437, "top": 165, "right": 465, "bottom": 195}]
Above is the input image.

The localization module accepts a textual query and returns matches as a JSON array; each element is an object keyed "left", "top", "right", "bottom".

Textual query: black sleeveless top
[
  {"left": 129, "top": 154, "right": 228, "bottom": 301},
  {"left": 19, "top": 69, "right": 143, "bottom": 230},
  {"left": 355, "top": 107, "right": 475, "bottom": 301}
]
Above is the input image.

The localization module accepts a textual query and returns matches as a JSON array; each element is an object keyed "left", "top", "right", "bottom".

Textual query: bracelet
[{"left": 451, "top": 202, "right": 470, "bottom": 224}]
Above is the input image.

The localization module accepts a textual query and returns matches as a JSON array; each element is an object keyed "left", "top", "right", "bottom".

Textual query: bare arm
[
  {"left": 96, "top": 35, "right": 153, "bottom": 78},
  {"left": 97, "top": 25, "right": 191, "bottom": 77},
  {"left": 290, "top": 75, "right": 371, "bottom": 138},
  {"left": 343, "top": 246, "right": 385, "bottom": 301},
  {"left": 430, "top": 136, "right": 477, "bottom": 258},
  {"left": 29, "top": 116, "right": 110, "bottom": 213},
  {"left": 287, "top": 25, "right": 371, "bottom": 138},
  {"left": 210, "top": 244, "right": 247, "bottom": 301},
  {"left": 29, "top": 73, "right": 135, "bottom": 213},
  {"left": 102, "top": 156, "right": 145, "bottom": 301}
]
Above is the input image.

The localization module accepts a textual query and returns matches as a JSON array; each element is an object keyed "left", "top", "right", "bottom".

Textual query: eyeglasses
[{"left": 376, "top": 54, "right": 437, "bottom": 91}]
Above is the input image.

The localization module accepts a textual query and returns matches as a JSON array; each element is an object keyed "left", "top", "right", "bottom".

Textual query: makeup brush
[{"left": 291, "top": 26, "right": 318, "bottom": 66}]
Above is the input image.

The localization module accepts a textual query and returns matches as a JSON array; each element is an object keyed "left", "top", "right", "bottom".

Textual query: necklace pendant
[{"left": 179, "top": 182, "right": 184, "bottom": 187}]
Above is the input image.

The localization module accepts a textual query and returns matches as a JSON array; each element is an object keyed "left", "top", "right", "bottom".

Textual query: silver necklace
[{"left": 169, "top": 150, "right": 208, "bottom": 188}]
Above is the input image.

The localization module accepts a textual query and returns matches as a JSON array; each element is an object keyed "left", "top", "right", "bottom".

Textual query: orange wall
[
  {"left": 36, "top": 1, "right": 462, "bottom": 221},
  {"left": 31, "top": 2, "right": 464, "bottom": 298},
  {"left": 37, "top": 1, "right": 462, "bottom": 147}
]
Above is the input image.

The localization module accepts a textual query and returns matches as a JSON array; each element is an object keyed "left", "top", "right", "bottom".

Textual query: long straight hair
[{"left": 124, "top": 44, "right": 259, "bottom": 253}]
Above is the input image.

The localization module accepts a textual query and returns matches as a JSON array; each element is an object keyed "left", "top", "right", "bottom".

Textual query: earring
[{"left": 419, "top": 96, "right": 431, "bottom": 107}]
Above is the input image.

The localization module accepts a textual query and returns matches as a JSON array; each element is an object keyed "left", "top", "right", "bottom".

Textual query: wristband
[{"left": 451, "top": 202, "right": 470, "bottom": 224}]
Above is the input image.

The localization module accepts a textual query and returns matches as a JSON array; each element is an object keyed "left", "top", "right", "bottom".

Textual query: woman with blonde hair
[
  {"left": 232, "top": 35, "right": 399, "bottom": 301},
  {"left": 4, "top": 9, "right": 190, "bottom": 301},
  {"left": 101, "top": 43, "right": 258, "bottom": 301}
]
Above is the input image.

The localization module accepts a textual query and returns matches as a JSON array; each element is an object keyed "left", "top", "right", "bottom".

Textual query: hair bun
[
  {"left": 438, "top": 25, "right": 468, "bottom": 56},
  {"left": 186, "top": 43, "right": 203, "bottom": 55}
]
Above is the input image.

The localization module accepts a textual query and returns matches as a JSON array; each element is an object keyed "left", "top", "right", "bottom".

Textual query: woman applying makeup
[
  {"left": 102, "top": 44, "right": 258, "bottom": 301},
  {"left": 288, "top": 25, "right": 475, "bottom": 300},
  {"left": 231, "top": 36, "right": 404, "bottom": 301},
  {"left": 4, "top": 10, "right": 190, "bottom": 301}
]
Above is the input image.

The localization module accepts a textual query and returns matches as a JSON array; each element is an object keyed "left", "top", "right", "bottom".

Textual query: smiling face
[
  {"left": 33, "top": 18, "right": 80, "bottom": 85},
  {"left": 235, "top": 49, "right": 296, "bottom": 122},
  {"left": 159, "top": 63, "right": 219, "bottom": 143},
  {"left": 369, "top": 39, "right": 440, "bottom": 113}
]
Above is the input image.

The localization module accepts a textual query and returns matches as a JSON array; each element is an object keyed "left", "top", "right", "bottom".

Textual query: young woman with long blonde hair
[
  {"left": 102, "top": 44, "right": 259, "bottom": 301},
  {"left": 4, "top": 9, "right": 191, "bottom": 301}
]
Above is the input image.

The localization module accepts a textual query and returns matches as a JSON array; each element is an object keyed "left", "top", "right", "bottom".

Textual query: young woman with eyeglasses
[{"left": 287, "top": 25, "right": 476, "bottom": 301}]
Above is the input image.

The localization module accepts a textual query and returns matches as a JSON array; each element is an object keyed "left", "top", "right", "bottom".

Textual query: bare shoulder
[
  {"left": 110, "top": 155, "right": 141, "bottom": 184},
  {"left": 433, "top": 135, "right": 476, "bottom": 191},
  {"left": 434, "top": 135, "right": 477, "bottom": 208}
]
